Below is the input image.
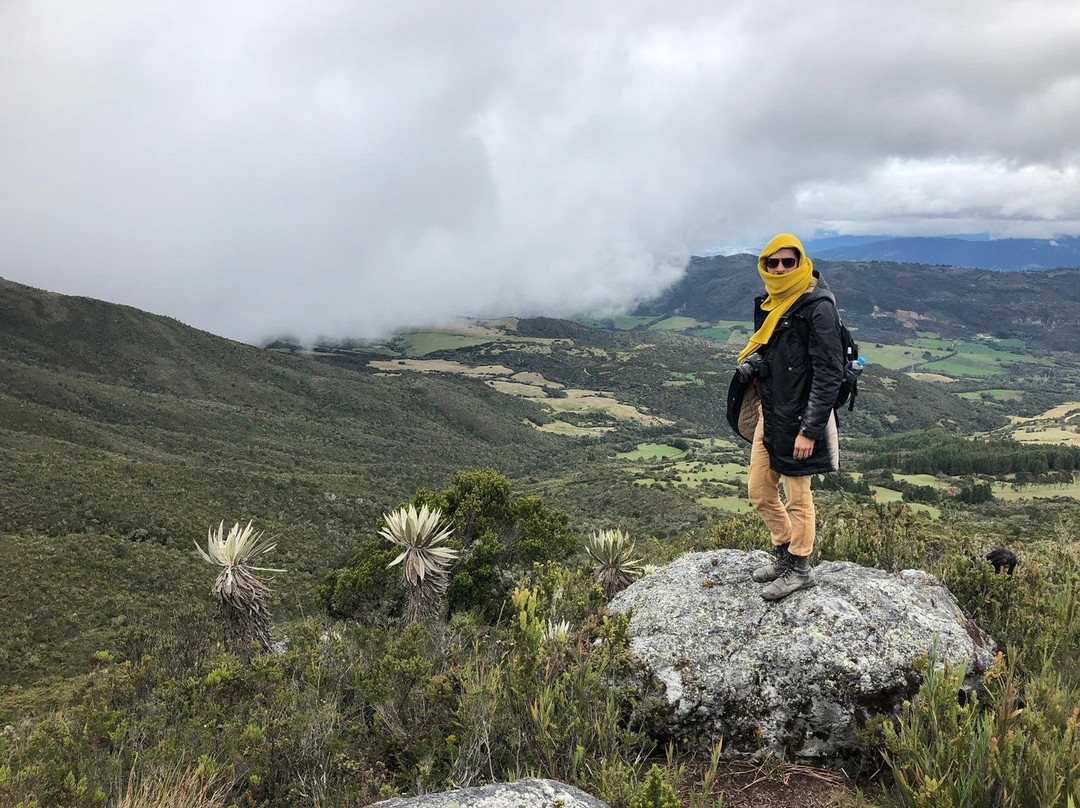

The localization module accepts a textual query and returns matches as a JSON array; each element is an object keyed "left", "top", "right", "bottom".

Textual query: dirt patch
[
  {"left": 906, "top": 372, "right": 956, "bottom": 383},
  {"left": 527, "top": 420, "right": 614, "bottom": 437},
  {"left": 487, "top": 380, "right": 547, "bottom": 398},
  {"left": 870, "top": 307, "right": 933, "bottom": 329},
  {"left": 679, "top": 760, "right": 885, "bottom": 808},
  {"left": 511, "top": 371, "right": 564, "bottom": 389},
  {"left": 1012, "top": 401, "right": 1080, "bottom": 422},
  {"left": 546, "top": 389, "right": 674, "bottom": 426}
]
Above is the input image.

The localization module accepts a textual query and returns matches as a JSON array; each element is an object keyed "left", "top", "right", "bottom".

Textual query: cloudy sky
[{"left": 2, "top": 0, "right": 1079, "bottom": 343}]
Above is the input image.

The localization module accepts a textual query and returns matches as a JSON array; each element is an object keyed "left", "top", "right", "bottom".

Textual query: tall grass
[
  {"left": 875, "top": 647, "right": 1080, "bottom": 808},
  {"left": 115, "top": 761, "right": 231, "bottom": 808}
]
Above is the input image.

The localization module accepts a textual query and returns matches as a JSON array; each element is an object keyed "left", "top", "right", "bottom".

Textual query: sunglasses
[{"left": 765, "top": 257, "right": 798, "bottom": 270}]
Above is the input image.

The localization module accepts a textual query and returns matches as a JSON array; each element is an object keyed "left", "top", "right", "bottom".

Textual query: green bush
[
  {"left": 873, "top": 647, "right": 1080, "bottom": 808},
  {"left": 445, "top": 529, "right": 503, "bottom": 617},
  {"left": 633, "top": 765, "right": 680, "bottom": 808},
  {"left": 321, "top": 470, "right": 579, "bottom": 624},
  {"left": 941, "top": 546, "right": 1080, "bottom": 681},
  {"left": 421, "top": 470, "right": 578, "bottom": 618},
  {"left": 317, "top": 534, "right": 405, "bottom": 621}
]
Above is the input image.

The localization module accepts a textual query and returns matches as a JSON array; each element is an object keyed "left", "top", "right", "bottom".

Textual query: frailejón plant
[
  {"left": 195, "top": 520, "right": 283, "bottom": 660},
  {"left": 381, "top": 504, "right": 459, "bottom": 624},
  {"left": 585, "top": 528, "right": 644, "bottom": 598}
]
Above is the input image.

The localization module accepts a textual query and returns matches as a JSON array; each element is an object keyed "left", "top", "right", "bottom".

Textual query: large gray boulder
[
  {"left": 368, "top": 778, "right": 609, "bottom": 808},
  {"left": 609, "top": 550, "right": 995, "bottom": 759}
]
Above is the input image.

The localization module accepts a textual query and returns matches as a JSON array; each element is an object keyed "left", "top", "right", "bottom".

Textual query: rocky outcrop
[
  {"left": 368, "top": 778, "right": 610, "bottom": 808},
  {"left": 609, "top": 550, "right": 995, "bottom": 759}
]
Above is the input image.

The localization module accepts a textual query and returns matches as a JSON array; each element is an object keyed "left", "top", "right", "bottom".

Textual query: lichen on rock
[
  {"left": 368, "top": 777, "right": 610, "bottom": 808},
  {"left": 608, "top": 550, "right": 995, "bottom": 759}
]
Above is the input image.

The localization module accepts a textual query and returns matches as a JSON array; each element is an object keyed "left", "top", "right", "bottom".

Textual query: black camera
[{"left": 736, "top": 352, "right": 763, "bottom": 382}]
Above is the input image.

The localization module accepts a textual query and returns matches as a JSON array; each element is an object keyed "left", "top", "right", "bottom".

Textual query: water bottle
[{"left": 845, "top": 356, "right": 866, "bottom": 382}]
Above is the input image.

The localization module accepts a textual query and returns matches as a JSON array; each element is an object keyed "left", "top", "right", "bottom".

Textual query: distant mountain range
[
  {"left": 794, "top": 235, "right": 1080, "bottom": 271},
  {"left": 635, "top": 254, "right": 1080, "bottom": 350}
]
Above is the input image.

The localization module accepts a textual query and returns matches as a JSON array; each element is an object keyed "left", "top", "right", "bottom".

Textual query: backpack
[
  {"left": 792, "top": 299, "right": 862, "bottom": 412},
  {"left": 835, "top": 319, "right": 861, "bottom": 412}
]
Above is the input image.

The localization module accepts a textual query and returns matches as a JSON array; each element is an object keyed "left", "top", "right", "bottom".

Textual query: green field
[
  {"left": 665, "top": 372, "right": 705, "bottom": 386},
  {"left": 648, "top": 316, "right": 712, "bottom": 331},
  {"left": 870, "top": 485, "right": 903, "bottom": 502},
  {"left": 534, "top": 421, "right": 614, "bottom": 438},
  {"left": 919, "top": 358, "right": 1004, "bottom": 377},
  {"left": 697, "top": 495, "right": 754, "bottom": 513},
  {"left": 670, "top": 461, "right": 747, "bottom": 486},
  {"left": 958, "top": 342, "right": 1051, "bottom": 366},
  {"left": 853, "top": 336, "right": 1047, "bottom": 379},
  {"left": 630, "top": 458, "right": 747, "bottom": 490},
  {"left": 1007, "top": 425, "right": 1080, "bottom": 446},
  {"left": 403, "top": 332, "right": 497, "bottom": 356},
  {"left": 902, "top": 339, "right": 1050, "bottom": 379},
  {"left": 689, "top": 437, "right": 738, "bottom": 448},
  {"left": 894, "top": 473, "right": 952, "bottom": 488},
  {"left": 616, "top": 443, "right": 687, "bottom": 461},
  {"left": 609, "top": 315, "right": 657, "bottom": 330},
  {"left": 864, "top": 343, "right": 950, "bottom": 370},
  {"left": 990, "top": 476, "right": 1080, "bottom": 501},
  {"left": 690, "top": 327, "right": 732, "bottom": 342},
  {"left": 907, "top": 337, "right": 955, "bottom": 351}
]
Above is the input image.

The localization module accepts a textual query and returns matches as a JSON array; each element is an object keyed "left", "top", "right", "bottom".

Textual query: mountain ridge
[{"left": 793, "top": 235, "right": 1080, "bottom": 271}]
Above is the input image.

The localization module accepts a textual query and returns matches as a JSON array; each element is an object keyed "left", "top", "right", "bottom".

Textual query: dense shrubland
[{"left": 3, "top": 489, "right": 1079, "bottom": 808}]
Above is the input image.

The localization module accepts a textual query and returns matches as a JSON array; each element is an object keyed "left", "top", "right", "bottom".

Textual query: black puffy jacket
[{"left": 726, "top": 271, "right": 843, "bottom": 477}]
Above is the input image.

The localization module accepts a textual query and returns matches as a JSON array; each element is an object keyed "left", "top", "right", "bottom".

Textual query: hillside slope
[
  {"left": 0, "top": 276, "right": 577, "bottom": 481},
  {"left": 0, "top": 277, "right": 587, "bottom": 682}
]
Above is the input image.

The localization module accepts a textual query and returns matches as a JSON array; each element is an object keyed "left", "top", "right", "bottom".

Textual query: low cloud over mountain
[{"left": 1, "top": 0, "right": 1078, "bottom": 342}]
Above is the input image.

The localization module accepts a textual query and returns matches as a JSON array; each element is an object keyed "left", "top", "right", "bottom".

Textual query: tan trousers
[{"left": 748, "top": 408, "right": 815, "bottom": 557}]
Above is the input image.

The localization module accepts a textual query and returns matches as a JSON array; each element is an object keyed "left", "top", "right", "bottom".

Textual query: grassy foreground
[{"left": 2, "top": 498, "right": 1078, "bottom": 808}]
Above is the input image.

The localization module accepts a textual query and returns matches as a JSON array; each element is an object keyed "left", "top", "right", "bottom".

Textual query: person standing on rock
[{"left": 726, "top": 233, "right": 843, "bottom": 601}]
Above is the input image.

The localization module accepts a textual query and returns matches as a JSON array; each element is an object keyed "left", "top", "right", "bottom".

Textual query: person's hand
[{"left": 793, "top": 434, "right": 815, "bottom": 460}]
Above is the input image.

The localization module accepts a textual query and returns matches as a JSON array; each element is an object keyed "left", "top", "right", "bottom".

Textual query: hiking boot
[
  {"left": 761, "top": 553, "right": 816, "bottom": 601},
  {"left": 752, "top": 542, "right": 791, "bottom": 583}
]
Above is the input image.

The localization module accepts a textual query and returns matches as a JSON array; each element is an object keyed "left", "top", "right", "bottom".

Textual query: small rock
[{"left": 368, "top": 778, "right": 609, "bottom": 808}]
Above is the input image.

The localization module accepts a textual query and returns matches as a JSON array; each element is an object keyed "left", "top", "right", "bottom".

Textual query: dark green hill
[
  {"left": 0, "top": 276, "right": 578, "bottom": 481},
  {"left": 636, "top": 255, "right": 1080, "bottom": 350}
]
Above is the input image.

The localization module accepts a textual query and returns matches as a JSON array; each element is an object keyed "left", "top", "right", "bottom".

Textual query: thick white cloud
[{"left": 1, "top": 0, "right": 1077, "bottom": 342}]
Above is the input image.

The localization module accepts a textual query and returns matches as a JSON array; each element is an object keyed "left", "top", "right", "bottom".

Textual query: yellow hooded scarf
[{"left": 737, "top": 233, "right": 813, "bottom": 365}]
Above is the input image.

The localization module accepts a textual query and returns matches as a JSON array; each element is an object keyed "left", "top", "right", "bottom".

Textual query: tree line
[{"left": 854, "top": 428, "right": 1080, "bottom": 476}]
